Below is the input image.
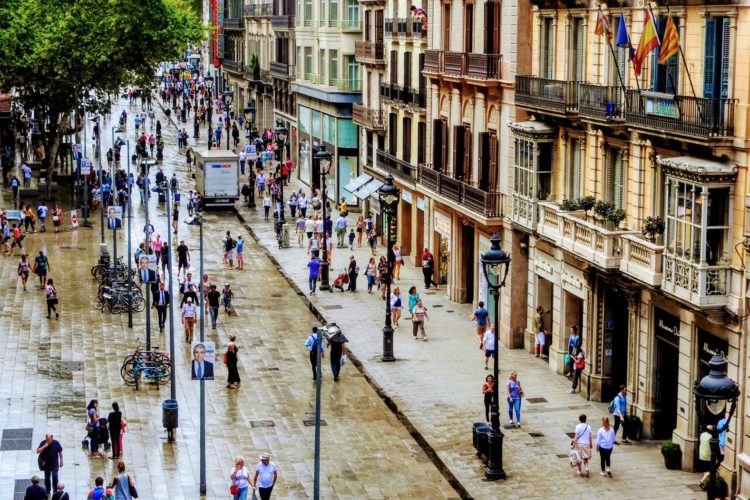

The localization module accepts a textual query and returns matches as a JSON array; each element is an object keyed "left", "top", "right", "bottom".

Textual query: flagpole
[
  {"left": 621, "top": 8, "right": 642, "bottom": 92},
  {"left": 663, "top": 3, "right": 700, "bottom": 101},
  {"left": 598, "top": 6, "right": 628, "bottom": 97}
]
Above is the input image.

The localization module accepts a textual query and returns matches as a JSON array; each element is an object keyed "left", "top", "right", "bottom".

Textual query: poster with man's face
[
  {"left": 191, "top": 341, "right": 215, "bottom": 380},
  {"left": 107, "top": 206, "right": 122, "bottom": 229}
]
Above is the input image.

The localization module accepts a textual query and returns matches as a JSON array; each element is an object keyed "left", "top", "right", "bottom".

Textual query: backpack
[
  {"left": 608, "top": 394, "right": 621, "bottom": 415},
  {"left": 230, "top": 239, "right": 237, "bottom": 249}
]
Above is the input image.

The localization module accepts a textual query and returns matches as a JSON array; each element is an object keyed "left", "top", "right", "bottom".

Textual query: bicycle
[{"left": 120, "top": 340, "right": 171, "bottom": 388}]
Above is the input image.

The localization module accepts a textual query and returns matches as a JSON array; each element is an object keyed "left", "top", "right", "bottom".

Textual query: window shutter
[
  {"left": 614, "top": 151, "right": 624, "bottom": 210},
  {"left": 484, "top": 3, "right": 491, "bottom": 53},
  {"left": 403, "top": 117, "right": 412, "bottom": 164},
  {"left": 605, "top": 148, "right": 615, "bottom": 204},
  {"left": 417, "top": 122, "right": 426, "bottom": 165},
  {"left": 404, "top": 52, "right": 412, "bottom": 89},
  {"left": 453, "top": 125, "right": 463, "bottom": 179},
  {"left": 432, "top": 119, "right": 443, "bottom": 171},
  {"left": 463, "top": 127, "right": 472, "bottom": 183},
  {"left": 572, "top": 18, "right": 584, "bottom": 81},
  {"left": 720, "top": 17, "right": 730, "bottom": 99},
  {"left": 544, "top": 19, "right": 554, "bottom": 79},
  {"left": 479, "top": 132, "right": 489, "bottom": 190},
  {"left": 569, "top": 139, "right": 582, "bottom": 199},
  {"left": 441, "top": 120, "right": 448, "bottom": 171},
  {"left": 703, "top": 18, "right": 716, "bottom": 98},
  {"left": 488, "top": 134, "right": 498, "bottom": 191}
]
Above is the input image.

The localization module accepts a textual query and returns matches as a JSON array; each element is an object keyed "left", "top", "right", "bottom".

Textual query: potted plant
[
  {"left": 660, "top": 441, "right": 682, "bottom": 470},
  {"left": 559, "top": 199, "right": 580, "bottom": 211},
  {"left": 624, "top": 415, "right": 641, "bottom": 441},
  {"left": 701, "top": 474, "right": 729, "bottom": 498},
  {"left": 594, "top": 200, "right": 614, "bottom": 220},
  {"left": 642, "top": 215, "right": 665, "bottom": 242},
  {"left": 576, "top": 195, "right": 595, "bottom": 218},
  {"left": 607, "top": 207, "right": 627, "bottom": 230},
  {"left": 250, "top": 54, "right": 260, "bottom": 79}
]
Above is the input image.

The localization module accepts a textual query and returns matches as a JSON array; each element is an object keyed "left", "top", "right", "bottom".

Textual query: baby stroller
[
  {"left": 332, "top": 269, "right": 349, "bottom": 292},
  {"left": 82, "top": 417, "right": 111, "bottom": 453}
]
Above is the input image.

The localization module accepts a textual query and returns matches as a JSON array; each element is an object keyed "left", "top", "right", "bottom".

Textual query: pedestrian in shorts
[
  {"left": 235, "top": 235, "right": 244, "bottom": 270},
  {"left": 471, "top": 301, "right": 490, "bottom": 349},
  {"left": 572, "top": 414, "right": 593, "bottom": 476},
  {"left": 176, "top": 240, "right": 190, "bottom": 278},
  {"left": 411, "top": 299, "right": 429, "bottom": 341},
  {"left": 482, "top": 326, "right": 496, "bottom": 370}
]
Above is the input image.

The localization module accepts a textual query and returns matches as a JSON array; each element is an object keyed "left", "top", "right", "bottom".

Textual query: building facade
[
  {"left": 222, "top": 0, "right": 247, "bottom": 112},
  {"left": 292, "top": 0, "right": 362, "bottom": 202},
  {"left": 510, "top": 0, "right": 750, "bottom": 487},
  {"left": 270, "top": 0, "right": 298, "bottom": 164},
  {"left": 244, "top": 0, "right": 275, "bottom": 131}
]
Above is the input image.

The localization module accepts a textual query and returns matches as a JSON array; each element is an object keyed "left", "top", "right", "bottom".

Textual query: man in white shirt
[
  {"left": 253, "top": 453, "right": 278, "bottom": 499},
  {"left": 481, "top": 326, "right": 496, "bottom": 370},
  {"left": 304, "top": 217, "right": 315, "bottom": 242},
  {"left": 181, "top": 272, "right": 198, "bottom": 294}
]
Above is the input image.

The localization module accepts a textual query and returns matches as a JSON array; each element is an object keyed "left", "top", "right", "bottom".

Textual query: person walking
[
  {"left": 10, "top": 223, "right": 24, "bottom": 255},
  {"left": 295, "top": 215, "right": 305, "bottom": 247},
  {"left": 263, "top": 193, "right": 271, "bottom": 220},
  {"left": 571, "top": 414, "right": 593, "bottom": 477},
  {"left": 393, "top": 244, "right": 402, "bottom": 280},
  {"left": 160, "top": 243, "right": 170, "bottom": 277},
  {"left": 86, "top": 399, "right": 102, "bottom": 458},
  {"left": 565, "top": 326, "right": 582, "bottom": 372},
  {"left": 226, "top": 343, "right": 240, "bottom": 389},
  {"left": 253, "top": 453, "right": 278, "bottom": 500},
  {"left": 37, "top": 201, "right": 48, "bottom": 232},
  {"left": 36, "top": 433, "right": 63, "bottom": 495},
  {"left": 482, "top": 375, "right": 495, "bottom": 424},
  {"left": 471, "top": 301, "right": 490, "bottom": 349},
  {"left": 17, "top": 253, "right": 30, "bottom": 291},
  {"left": 307, "top": 254, "right": 321, "bottom": 295},
  {"left": 86, "top": 477, "right": 113, "bottom": 499},
  {"left": 335, "top": 214, "right": 347, "bottom": 247},
  {"left": 206, "top": 285, "right": 221, "bottom": 329},
  {"left": 367, "top": 227, "right": 378, "bottom": 255},
  {"left": 596, "top": 417, "right": 616, "bottom": 477},
  {"left": 222, "top": 283, "right": 234, "bottom": 314},
  {"left": 390, "top": 287, "right": 403, "bottom": 328},
  {"left": 230, "top": 456, "right": 251, "bottom": 500},
  {"left": 304, "top": 327, "right": 325, "bottom": 380},
  {"left": 347, "top": 255, "right": 358, "bottom": 292},
  {"left": 377, "top": 256, "right": 389, "bottom": 300},
  {"left": 107, "top": 403, "right": 123, "bottom": 459},
  {"left": 569, "top": 347, "right": 585, "bottom": 394},
  {"left": 224, "top": 231, "right": 235, "bottom": 269},
  {"left": 45, "top": 279, "right": 59, "bottom": 319},
  {"left": 109, "top": 460, "right": 137, "bottom": 500},
  {"left": 482, "top": 326, "right": 496, "bottom": 370},
  {"left": 365, "top": 256, "right": 377, "bottom": 293},
  {"left": 406, "top": 286, "right": 420, "bottom": 319},
  {"left": 172, "top": 204, "right": 179, "bottom": 235},
  {"left": 506, "top": 371, "right": 523, "bottom": 428},
  {"left": 355, "top": 215, "right": 364, "bottom": 247},
  {"left": 411, "top": 298, "right": 429, "bottom": 341},
  {"left": 23, "top": 475, "right": 47, "bottom": 500},
  {"left": 327, "top": 327, "right": 348, "bottom": 382},
  {"left": 176, "top": 240, "right": 190, "bottom": 279},
  {"left": 51, "top": 483, "right": 70, "bottom": 500},
  {"left": 33, "top": 250, "right": 49, "bottom": 289},
  {"left": 236, "top": 235, "right": 245, "bottom": 270},
  {"left": 420, "top": 248, "right": 438, "bottom": 289},
  {"left": 181, "top": 297, "right": 197, "bottom": 342},
  {"left": 610, "top": 385, "right": 630, "bottom": 444}
]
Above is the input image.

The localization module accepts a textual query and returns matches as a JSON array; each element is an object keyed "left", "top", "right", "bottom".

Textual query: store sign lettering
[{"left": 657, "top": 318, "right": 679, "bottom": 337}]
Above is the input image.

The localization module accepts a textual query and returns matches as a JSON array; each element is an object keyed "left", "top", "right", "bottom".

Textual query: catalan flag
[
  {"left": 633, "top": 8, "right": 660, "bottom": 77},
  {"left": 658, "top": 14, "right": 680, "bottom": 65},
  {"left": 595, "top": 11, "right": 612, "bottom": 43}
]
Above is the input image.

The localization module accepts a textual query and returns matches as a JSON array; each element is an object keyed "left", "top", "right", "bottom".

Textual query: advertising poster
[{"left": 191, "top": 341, "right": 216, "bottom": 380}]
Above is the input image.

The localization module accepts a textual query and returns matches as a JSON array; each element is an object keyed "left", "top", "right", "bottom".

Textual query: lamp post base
[
  {"left": 320, "top": 259, "right": 331, "bottom": 291},
  {"left": 484, "top": 429, "right": 506, "bottom": 480},
  {"left": 381, "top": 325, "right": 395, "bottom": 362}
]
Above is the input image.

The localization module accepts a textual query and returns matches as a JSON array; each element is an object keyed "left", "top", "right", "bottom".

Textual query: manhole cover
[
  {"left": 321, "top": 305, "right": 343, "bottom": 310},
  {"left": 528, "top": 432, "right": 544, "bottom": 438},
  {"left": 303, "top": 419, "right": 327, "bottom": 426},
  {"left": 249, "top": 420, "right": 275, "bottom": 428},
  {"left": 526, "top": 397, "right": 548, "bottom": 404},
  {"left": 1, "top": 428, "right": 33, "bottom": 451}
]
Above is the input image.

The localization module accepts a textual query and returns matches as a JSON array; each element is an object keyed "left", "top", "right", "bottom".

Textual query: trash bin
[
  {"left": 162, "top": 399, "right": 179, "bottom": 429},
  {"left": 472, "top": 422, "right": 490, "bottom": 452},
  {"left": 475, "top": 424, "right": 491, "bottom": 460}
]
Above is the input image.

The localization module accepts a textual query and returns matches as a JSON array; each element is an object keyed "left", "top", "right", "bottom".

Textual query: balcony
[
  {"left": 353, "top": 104, "right": 385, "bottom": 132},
  {"left": 423, "top": 51, "right": 501, "bottom": 82},
  {"left": 515, "top": 76, "right": 582, "bottom": 116},
  {"left": 224, "top": 18, "right": 244, "bottom": 30},
  {"left": 424, "top": 49, "right": 442, "bottom": 73},
  {"left": 662, "top": 255, "right": 729, "bottom": 308},
  {"left": 376, "top": 150, "right": 417, "bottom": 181},
  {"left": 244, "top": 66, "right": 260, "bottom": 81},
  {"left": 537, "top": 202, "right": 638, "bottom": 269},
  {"left": 511, "top": 195, "right": 538, "bottom": 231},
  {"left": 355, "top": 40, "right": 384, "bottom": 65},
  {"left": 625, "top": 90, "right": 735, "bottom": 142},
  {"left": 402, "top": 86, "right": 425, "bottom": 109},
  {"left": 341, "top": 18, "right": 361, "bottom": 31},
  {"left": 579, "top": 84, "right": 626, "bottom": 123},
  {"left": 244, "top": 3, "right": 272, "bottom": 17},
  {"left": 271, "top": 15, "right": 294, "bottom": 29},
  {"left": 270, "top": 61, "right": 294, "bottom": 79},
  {"left": 326, "top": 78, "right": 361, "bottom": 92},
  {"left": 619, "top": 235, "right": 664, "bottom": 287},
  {"left": 223, "top": 60, "right": 244, "bottom": 75},
  {"left": 466, "top": 54, "right": 502, "bottom": 80},
  {"left": 417, "top": 164, "right": 503, "bottom": 219}
]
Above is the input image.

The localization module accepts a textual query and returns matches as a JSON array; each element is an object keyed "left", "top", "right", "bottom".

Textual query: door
[
  {"left": 401, "top": 201, "right": 412, "bottom": 256},
  {"left": 461, "top": 224, "right": 475, "bottom": 303},
  {"left": 365, "top": 10, "right": 371, "bottom": 41},
  {"left": 464, "top": 4, "right": 474, "bottom": 52},
  {"left": 655, "top": 337, "right": 679, "bottom": 439},
  {"left": 375, "top": 10, "right": 384, "bottom": 44},
  {"left": 442, "top": 4, "right": 451, "bottom": 50},
  {"left": 485, "top": 1, "right": 501, "bottom": 54}
]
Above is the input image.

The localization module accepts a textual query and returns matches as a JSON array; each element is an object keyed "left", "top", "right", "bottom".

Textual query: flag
[
  {"left": 658, "top": 14, "right": 680, "bottom": 65},
  {"left": 615, "top": 14, "right": 635, "bottom": 61},
  {"left": 595, "top": 11, "right": 612, "bottom": 43},
  {"left": 633, "top": 8, "right": 660, "bottom": 77}
]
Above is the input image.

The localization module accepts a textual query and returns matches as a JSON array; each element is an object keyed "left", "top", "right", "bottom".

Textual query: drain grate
[
  {"left": 60, "top": 361, "right": 85, "bottom": 372},
  {"left": 256, "top": 367, "right": 280, "bottom": 371},
  {"left": 249, "top": 420, "right": 275, "bottom": 428},
  {"left": 321, "top": 305, "right": 343, "bottom": 310},
  {"left": 303, "top": 419, "right": 327, "bottom": 426},
  {"left": 528, "top": 432, "right": 544, "bottom": 438},
  {"left": 446, "top": 310, "right": 454, "bottom": 313},
  {"left": 432, "top": 304, "right": 443, "bottom": 308},
  {"left": 1, "top": 428, "right": 33, "bottom": 451},
  {"left": 556, "top": 454, "right": 569, "bottom": 459},
  {"left": 14, "top": 479, "right": 32, "bottom": 500},
  {"left": 526, "top": 397, "right": 548, "bottom": 404}
]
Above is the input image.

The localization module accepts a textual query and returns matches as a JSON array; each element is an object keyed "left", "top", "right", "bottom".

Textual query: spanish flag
[
  {"left": 658, "top": 14, "right": 680, "bottom": 65},
  {"left": 633, "top": 8, "right": 660, "bottom": 77},
  {"left": 595, "top": 11, "right": 612, "bottom": 43}
]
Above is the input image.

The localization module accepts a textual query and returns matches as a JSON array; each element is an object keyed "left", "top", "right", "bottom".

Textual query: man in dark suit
[
  {"left": 138, "top": 255, "right": 159, "bottom": 300},
  {"left": 191, "top": 343, "right": 214, "bottom": 380},
  {"left": 153, "top": 281, "right": 170, "bottom": 332},
  {"left": 107, "top": 206, "right": 122, "bottom": 229}
]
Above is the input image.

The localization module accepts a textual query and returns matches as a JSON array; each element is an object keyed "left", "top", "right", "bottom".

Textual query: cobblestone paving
[{"left": 0, "top": 99, "right": 456, "bottom": 499}]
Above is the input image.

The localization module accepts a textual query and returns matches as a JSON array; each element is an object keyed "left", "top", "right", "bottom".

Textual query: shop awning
[
  {"left": 353, "top": 179, "right": 383, "bottom": 200},
  {"left": 344, "top": 173, "right": 372, "bottom": 193}
]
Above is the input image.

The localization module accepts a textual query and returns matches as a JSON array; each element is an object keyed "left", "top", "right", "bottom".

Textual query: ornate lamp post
[
  {"left": 693, "top": 354, "right": 740, "bottom": 500},
  {"left": 480, "top": 233, "right": 511, "bottom": 480},
  {"left": 316, "top": 146, "right": 333, "bottom": 290},
  {"left": 205, "top": 79, "right": 214, "bottom": 150},
  {"left": 223, "top": 90, "right": 234, "bottom": 150},
  {"left": 377, "top": 173, "right": 400, "bottom": 361},
  {"left": 274, "top": 125, "right": 288, "bottom": 224}
]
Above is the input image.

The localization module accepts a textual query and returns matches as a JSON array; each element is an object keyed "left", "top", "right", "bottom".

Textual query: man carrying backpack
[
  {"left": 224, "top": 231, "right": 236, "bottom": 269},
  {"left": 609, "top": 385, "right": 629, "bottom": 444}
]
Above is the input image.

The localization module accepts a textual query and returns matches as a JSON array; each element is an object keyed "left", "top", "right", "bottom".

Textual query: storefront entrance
[
  {"left": 654, "top": 308, "right": 680, "bottom": 439},
  {"left": 563, "top": 291, "right": 583, "bottom": 363},
  {"left": 537, "top": 277, "right": 553, "bottom": 360},
  {"left": 460, "top": 224, "right": 475, "bottom": 303},
  {"left": 601, "top": 288, "right": 629, "bottom": 401}
]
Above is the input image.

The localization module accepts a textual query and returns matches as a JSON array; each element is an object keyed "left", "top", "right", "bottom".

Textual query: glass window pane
[
  {"left": 298, "top": 106, "right": 310, "bottom": 134},
  {"left": 312, "top": 110, "right": 321, "bottom": 139},
  {"left": 337, "top": 119, "right": 358, "bottom": 148}
]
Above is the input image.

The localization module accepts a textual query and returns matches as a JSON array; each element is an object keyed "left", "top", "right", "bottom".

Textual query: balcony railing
[
  {"left": 537, "top": 202, "right": 638, "bottom": 269},
  {"left": 244, "top": 3, "right": 272, "bottom": 17},
  {"left": 353, "top": 104, "right": 385, "bottom": 131},
  {"left": 444, "top": 52, "right": 464, "bottom": 75},
  {"left": 270, "top": 61, "right": 294, "bottom": 78},
  {"left": 384, "top": 18, "right": 396, "bottom": 37},
  {"left": 341, "top": 18, "right": 361, "bottom": 31},
  {"left": 579, "top": 84, "right": 626, "bottom": 121},
  {"left": 511, "top": 194, "right": 539, "bottom": 231},
  {"left": 377, "top": 150, "right": 416, "bottom": 181},
  {"left": 424, "top": 49, "right": 442, "bottom": 73},
  {"left": 244, "top": 66, "right": 260, "bottom": 80},
  {"left": 355, "top": 40, "right": 384, "bottom": 63},
  {"left": 620, "top": 234, "right": 664, "bottom": 287},
  {"left": 411, "top": 18, "right": 427, "bottom": 38},
  {"left": 625, "top": 90, "right": 735, "bottom": 139},
  {"left": 402, "top": 86, "right": 425, "bottom": 108},
  {"left": 515, "top": 76, "right": 582, "bottom": 115},
  {"left": 224, "top": 18, "right": 244, "bottom": 29},
  {"left": 417, "top": 164, "right": 503, "bottom": 218},
  {"left": 329, "top": 78, "right": 360, "bottom": 92},
  {"left": 271, "top": 15, "right": 294, "bottom": 28},
  {"left": 379, "top": 82, "right": 391, "bottom": 100},
  {"left": 224, "top": 60, "right": 243, "bottom": 73},
  {"left": 422, "top": 51, "right": 501, "bottom": 80},
  {"left": 466, "top": 54, "right": 502, "bottom": 80},
  {"left": 662, "top": 255, "right": 729, "bottom": 307}
]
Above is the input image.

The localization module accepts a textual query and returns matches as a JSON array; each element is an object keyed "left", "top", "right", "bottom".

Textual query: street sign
[{"left": 81, "top": 158, "right": 92, "bottom": 175}]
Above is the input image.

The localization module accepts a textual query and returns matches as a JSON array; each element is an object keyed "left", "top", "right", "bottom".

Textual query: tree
[{"left": 0, "top": 0, "right": 205, "bottom": 193}]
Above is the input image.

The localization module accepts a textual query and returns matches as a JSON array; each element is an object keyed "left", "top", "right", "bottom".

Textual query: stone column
[{"left": 449, "top": 88, "right": 461, "bottom": 176}]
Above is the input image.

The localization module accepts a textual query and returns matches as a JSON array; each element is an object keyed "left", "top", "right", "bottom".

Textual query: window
[
  {"left": 338, "top": 119, "right": 358, "bottom": 148},
  {"left": 513, "top": 138, "right": 552, "bottom": 200},
  {"left": 567, "top": 138, "right": 583, "bottom": 199},
  {"left": 442, "top": 4, "right": 451, "bottom": 51},
  {"left": 312, "top": 110, "right": 321, "bottom": 139},
  {"left": 464, "top": 4, "right": 474, "bottom": 53},
  {"left": 540, "top": 17, "right": 554, "bottom": 79},
  {"left": 346, "top": 56, "right": 359, "bottom": 87},
  {"left": 403, "top": 117, "right": 412, "bottom": 163},
  {"left": 453, "top": 126, "right": 471, "bottom": 181},
  {"left": 346, "top": 0, "right": 359, "bottom": 24},
  {"left": 329, "top": 50, "right": 338, "bottom": 83},
  {"left": 604, "top": 147, "right": 625, "bottom": 210},
  {"left": 296, "top": 47, "right": 302, "bottom": 76},
  {"left": 665, "top": 179, "right": 729, "bottom": 265},
  {"left": 403, "top": 51, "right": 412, "bottom": 88},
  {"left": 304, "top": 0, "right": 312, "bottom": 24},
  {"left": 329, "top": 0, "right": 338, "bottom": 25},
  {"left": 568, "top": 17, "right": 584, "bottom": 81},
  {"left": 704, "top": 17, "right": 730, "bottom": 100},
  {"left": 388, "top": 113, "right": 398, "bottom": 155},
  {"left": 298, "top": 105, "right": 310, "bottom": 134},
  {"left": 304, "top": 47, "right": 313, "bottom": 78},
  {"left": 323, "top": 114, "right": 336, "bottom": 144},
  {"left": 485, "top": 1, "right": 501, "bottom": 54},
  {"left": 651, "top": 16, "right": 680, "bottom": 93},
  {"left": 417, "top": 122, "right": 426, "bottom": 165},
  {"left": 319, "top": 0, "right": 325, "bottom": 24}
]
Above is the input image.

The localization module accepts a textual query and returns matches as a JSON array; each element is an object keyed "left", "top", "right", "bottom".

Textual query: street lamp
[
  {"left": 244, "top": 101, "right": 256, "bottom": 132},
  {"left": 223, "top": 90, "right": 234, "bottom": 150},
  {"left": 480, "top": 233, "right": 511, "bottom": 480},
  {"left": 316, "top": 146, "right": 333, "bottom": 290},
  {"left": 274, "top": 125, "right": 289, "bottom": 222},
  {"left": 377, "top": 173, "right": 400, "bottom": 361},
  {"left": 693, "top": 354, "right": 740, "bottom": 500}
]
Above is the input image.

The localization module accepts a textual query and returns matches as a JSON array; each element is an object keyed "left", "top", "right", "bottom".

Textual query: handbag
[
  {"left": 341, "top": 355, "right": 348, "bottom": 367},
  {"left": 128, "top": 478, "right": 139, "bottom": 499},
  {"left": 37, "top": 454, "right": 46, "bottom": 471},
  {"left": 230, "top": 484, "right": 240, "bottom": 495}
]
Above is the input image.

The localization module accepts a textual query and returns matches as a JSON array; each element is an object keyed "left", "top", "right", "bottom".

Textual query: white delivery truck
[{"left": 193, "top": 149, "right": 240, "bottom": 208}]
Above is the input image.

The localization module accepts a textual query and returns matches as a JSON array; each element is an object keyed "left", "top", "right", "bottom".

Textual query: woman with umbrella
[{"left": 326, "top": 323, "right": 348, "bottom": 382}]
